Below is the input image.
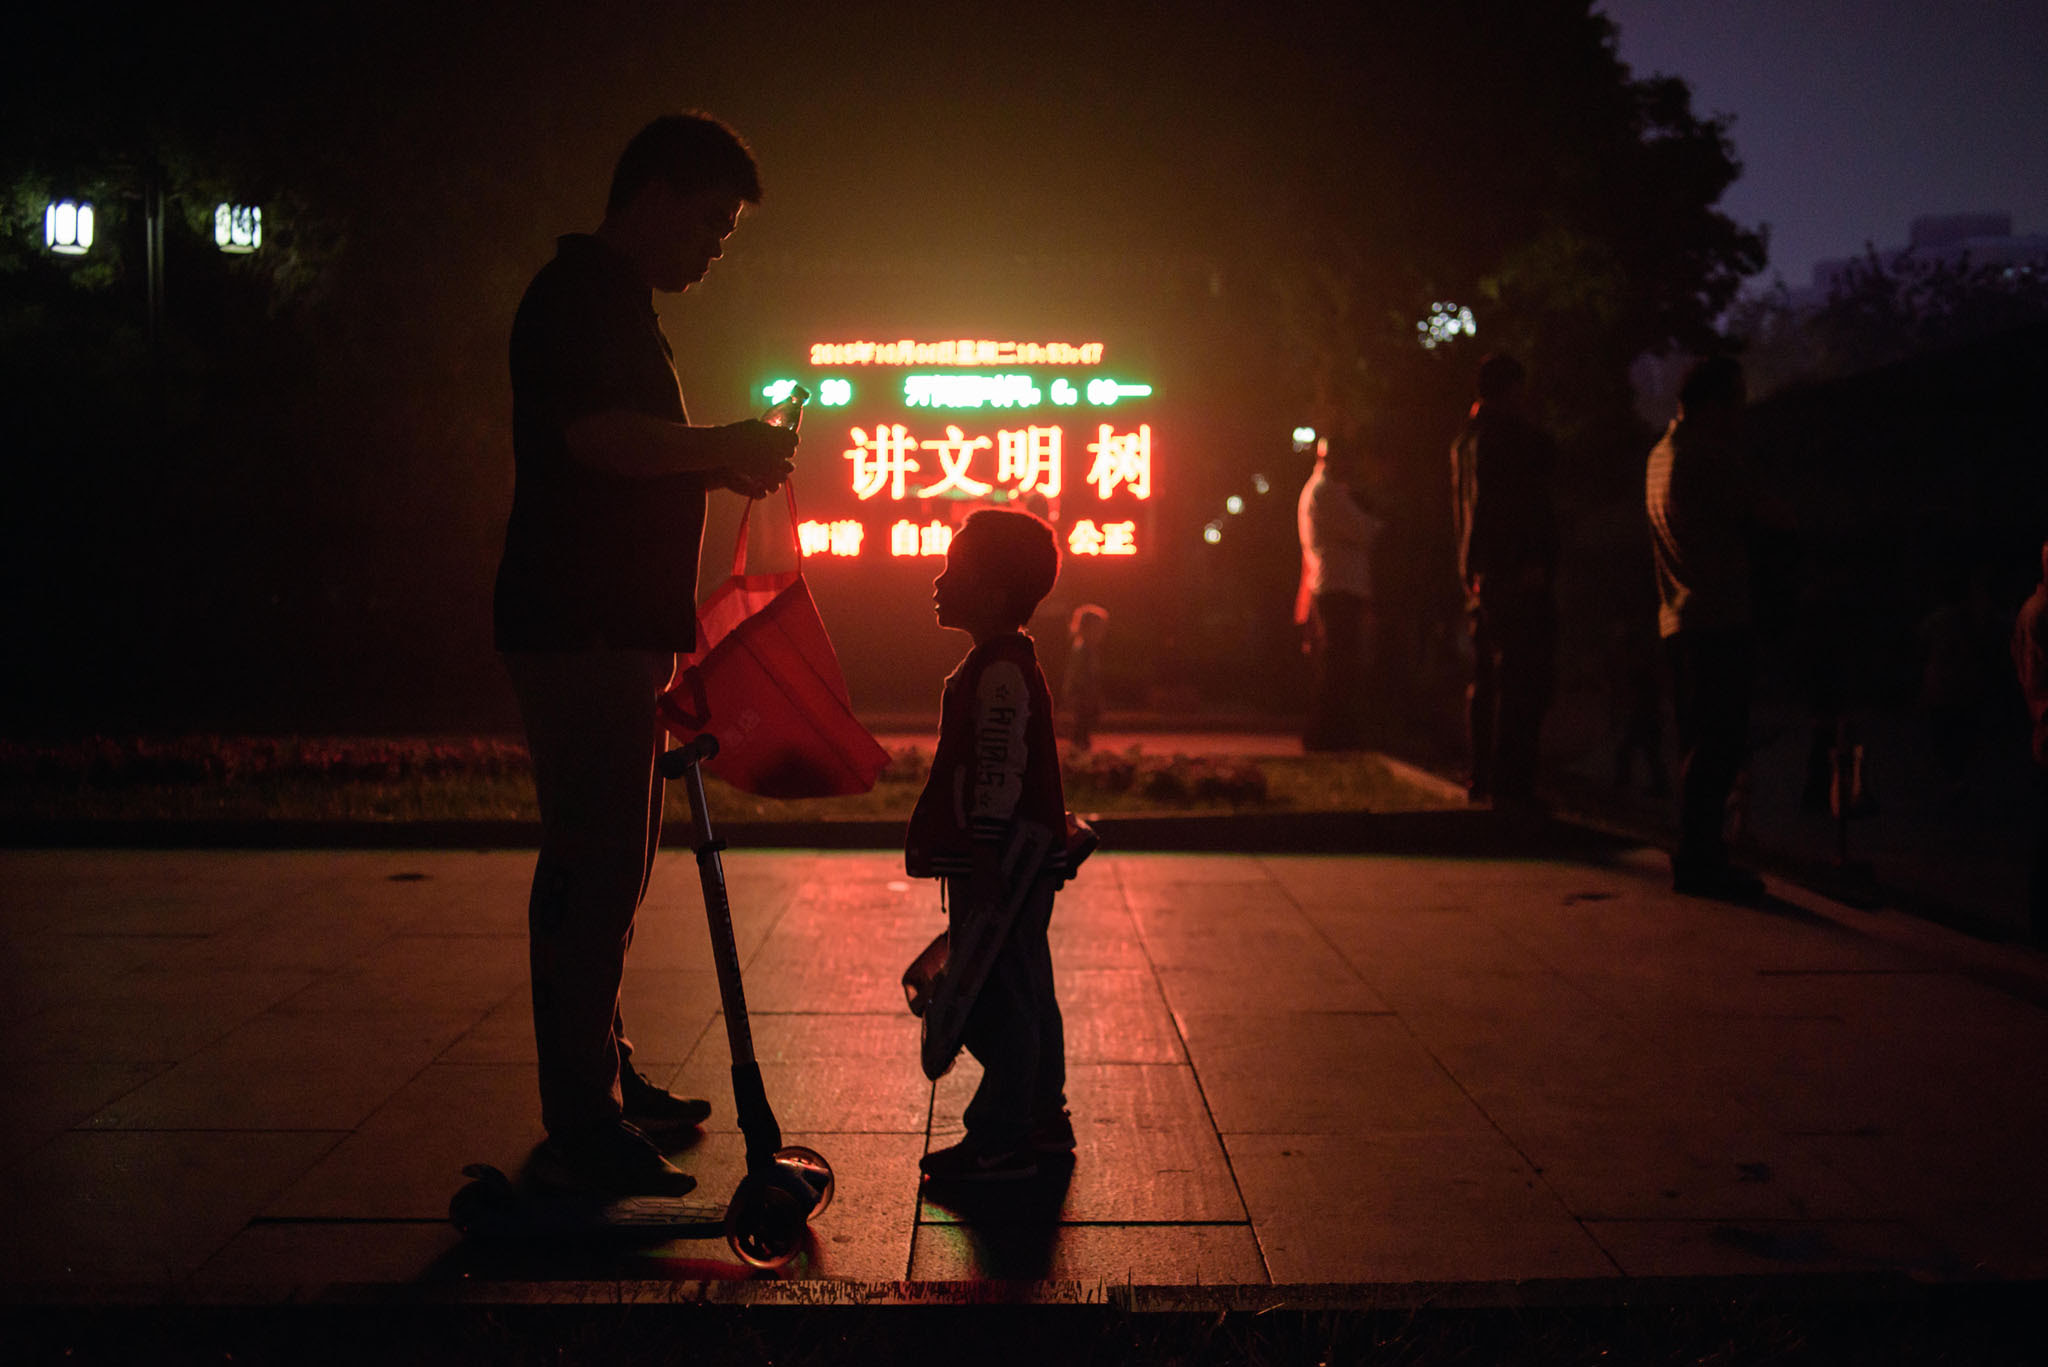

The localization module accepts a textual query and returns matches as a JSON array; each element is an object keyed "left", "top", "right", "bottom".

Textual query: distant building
[
  {"left": 1804, "top": 212, "right": 2048, "bottom": 304},
  {"left": 1630, "top": 213, "right": 2048, "bottom": 423}
]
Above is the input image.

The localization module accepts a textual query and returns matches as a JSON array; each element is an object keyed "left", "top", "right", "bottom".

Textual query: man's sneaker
[
  {"left": 534, "top": 1120, "right": 698, "bottom": 1198},
  {"left": 620, "top": 1061, "right": 712, "bottom": 1138},
  {"left": 918, "top": 1137, "right": 1038, "bottom": 1184},
  {"left": 1030, "top": 1108, "right": 1077, "bottom": 1157}
]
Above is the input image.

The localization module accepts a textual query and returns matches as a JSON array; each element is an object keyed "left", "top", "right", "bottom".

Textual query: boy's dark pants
[{"left": 949, "top": 874, "right": 1065, "bottom": 1151}]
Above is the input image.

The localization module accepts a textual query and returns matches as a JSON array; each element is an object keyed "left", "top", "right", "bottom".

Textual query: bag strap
[{"left": 730, "top": 480, "right": 802, "bottom": 578}]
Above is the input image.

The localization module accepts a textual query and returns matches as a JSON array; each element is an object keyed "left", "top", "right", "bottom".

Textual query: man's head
[
  {"left": 933, "top": 508, "right": 1061, "bottom": 636},
  {"left": 601, "top": 114, "right": 762, "bottom": 293},
  {"left": 1475, "top": 353, "right": 1526, "bottom": 405},
  {"left": 1677, "top": 355, "right": 1746, "bottom": 424}
]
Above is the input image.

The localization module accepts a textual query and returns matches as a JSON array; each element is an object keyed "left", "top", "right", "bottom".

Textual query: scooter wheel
[
  {"left": 725, "top": 1172, "right": 809, "bottom": 1270},
  {"left": 771, "top": 1145, "right": 835, "bottom": 1218}
]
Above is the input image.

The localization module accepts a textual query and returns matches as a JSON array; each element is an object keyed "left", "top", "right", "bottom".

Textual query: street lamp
[
  {"left": 213, "top": 203, "right": 261, "bottom": 254},
  {"left": 44, "top": 199, "right": 95, "bottom": 255}
]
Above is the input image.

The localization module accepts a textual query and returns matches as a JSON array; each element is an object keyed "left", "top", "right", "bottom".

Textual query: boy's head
[{"left": 933, "top": 508, "right": 1061, "bottom": 636}]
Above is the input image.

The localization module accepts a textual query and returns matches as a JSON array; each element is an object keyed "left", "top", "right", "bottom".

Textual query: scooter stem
[{"left": 668, "top": 735, "right": 785, "bottom": 1166}]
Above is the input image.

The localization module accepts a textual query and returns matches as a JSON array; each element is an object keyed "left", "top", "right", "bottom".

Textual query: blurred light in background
[
  {"left": 1417, "top": 301, "right": 1476, "bottom": 350},
  {"left": 1252, "top": 473, "right": 1271, "bottom": 495},
  {"left": 213, "top": 203, "right": 262, "bottom": 254},
  {"left": 44, "top": 200, "right": 94, "bottom": 255},
  {"left": 1291, "top": 426, "right": 1316, "bottom": 451},
  {"left": 1225, "top": 495, "right": 1244, "bottom": 515},
  {"left": 1202, "top": 520, "right": 1223, "bottom": 544}
]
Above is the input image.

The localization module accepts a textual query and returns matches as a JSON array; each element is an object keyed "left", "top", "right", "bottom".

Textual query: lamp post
[{"left": 143, "top": 167, "right": 167, "bottom": 374}]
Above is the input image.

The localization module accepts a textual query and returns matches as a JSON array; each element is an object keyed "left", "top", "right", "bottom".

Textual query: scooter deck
[{"left": 451, "top": 1164, "right": 726, "bottom": 1240}]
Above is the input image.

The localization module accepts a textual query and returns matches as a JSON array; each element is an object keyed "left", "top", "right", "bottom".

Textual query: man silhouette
[
  {"left": 1451, "top": 354, "right": 1559, "bottom": 812},
  {"left": 494, "top": 114, "right": 796, "bottom": 1196}
]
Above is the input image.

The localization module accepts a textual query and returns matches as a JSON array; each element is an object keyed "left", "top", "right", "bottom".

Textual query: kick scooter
[{"left": 451, "top": 734, "right": 833, "bottom": 1269}]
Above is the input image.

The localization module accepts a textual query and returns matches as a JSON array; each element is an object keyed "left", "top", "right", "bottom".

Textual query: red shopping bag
[{"left": 658, "top": 484, "right": 889, "bottom": 798}]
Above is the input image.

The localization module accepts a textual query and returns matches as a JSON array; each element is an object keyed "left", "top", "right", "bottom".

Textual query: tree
[
  {"left": 1267, "top": 4, "right": 1765, "bottom": 459},
  {"left": 1730, "top": 250, "right": 2048, "bottom": 398}
]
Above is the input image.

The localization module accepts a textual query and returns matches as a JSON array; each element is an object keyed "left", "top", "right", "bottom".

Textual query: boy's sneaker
[
  {"left": 1030, "top": 1108, "right": 1077, "bottom": 1157},
  {"left": 620, "top": 1060, "right": 712, "bottom": 1139},
  {"left": 918, "top": 1137, "right": 1038, "bottom": 1184},
  {"left": 534, "top": 1120, "right": 698, "bottom": 1198}
]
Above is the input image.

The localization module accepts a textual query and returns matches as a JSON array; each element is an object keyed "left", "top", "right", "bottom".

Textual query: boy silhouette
[{"left": 906, "top": 509, "right": 1074, "bottom": 1182}]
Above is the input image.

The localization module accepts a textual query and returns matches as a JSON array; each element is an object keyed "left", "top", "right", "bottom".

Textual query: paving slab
[
  {"left": 3, "top": 1129, "right": 345, "bottom": 1289},
  {"left": 1227, "top": 1130, "right": 1618, "bottom": 1284},
  {"left": 5, "top": 839, "right": 2048, "bottom": 1306}
]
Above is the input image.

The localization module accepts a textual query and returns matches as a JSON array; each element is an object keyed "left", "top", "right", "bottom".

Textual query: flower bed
[{"left": 0, "top": 736, "right": 1457, "bottom": 823}]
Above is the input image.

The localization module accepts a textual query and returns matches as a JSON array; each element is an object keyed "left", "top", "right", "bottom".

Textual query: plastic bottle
[{"left": 762, "top": 383, "right": 811, "bottom": 432}]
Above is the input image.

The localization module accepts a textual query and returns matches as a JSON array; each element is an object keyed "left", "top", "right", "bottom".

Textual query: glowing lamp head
[
  {"left": 213, "top": 203, "right": 262, "bottom": 253},
  {"left": 44, "top": 200, "right": 94, "bottom": 256}
]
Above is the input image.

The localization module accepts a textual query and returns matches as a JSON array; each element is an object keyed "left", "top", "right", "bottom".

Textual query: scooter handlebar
[{"left": 658, "top": 733, "right": 720, "bottom": 779}]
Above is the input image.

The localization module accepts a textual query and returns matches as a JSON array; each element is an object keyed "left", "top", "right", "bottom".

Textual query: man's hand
[{"left": 711, "top": 420, "right": 796, "bottom": 499}]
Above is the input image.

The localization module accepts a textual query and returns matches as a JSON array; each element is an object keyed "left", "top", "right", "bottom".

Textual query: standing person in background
[
  {"left": 2011, "top": 538, "right": 2048, "bottom": 946},
  {"left": 1296, "top": 435, "right": 1384, "bottom": 751},
  {"left": 1062, "top": 604, "right": 1109, "bottom": 750},
  {"left": 1451, "top": 353, "right": 1560, "bottom": 813},
  {"left": 1645, "top": 355, "right": 1777, "bottom": 902}
]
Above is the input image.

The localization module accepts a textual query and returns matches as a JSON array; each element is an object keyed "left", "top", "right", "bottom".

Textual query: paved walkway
[{"left": 4, "top": 836, "right": 2047, "bottom": 1300}]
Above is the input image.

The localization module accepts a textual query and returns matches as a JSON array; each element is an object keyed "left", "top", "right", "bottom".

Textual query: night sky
[{"left": 1599, "top": 0, "right": 2048, "bottom": 290}]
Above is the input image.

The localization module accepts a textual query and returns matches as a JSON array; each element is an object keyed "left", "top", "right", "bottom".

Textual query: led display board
[{"left": 760, "top": 337, "right": 1157, "bottom": 564}]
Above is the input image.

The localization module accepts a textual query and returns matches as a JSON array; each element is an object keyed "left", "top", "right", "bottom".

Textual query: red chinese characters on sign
[
  {"left": 798, "top": 520, "right": 865, "bottom": 557},
  {"left": 1067, "top": 520, "right": 1138, "bottom": 557},
  {"left": 845, "top": 425, "right": 921, "bottom": 501},
  {"left": 822, "top": 421, "right": 1147, "bottom": 560},
  {"left": 997, "top": 426, "right": 1062, "bottom": 500},
  {"left": 810, "top": 339, "right": 1105, "bottom": 367},
  {"left": 890, "top": 520, "right": 954, "bottom": 557},
  {"left": 1085, "top": 423, "right": 1151, "bottom": 500},
  {"left": 842, "top": 424, "right": 1146, "bottom": 505},
  {"left": 915, "top": 427, "right": 993, "bottom": 498}
]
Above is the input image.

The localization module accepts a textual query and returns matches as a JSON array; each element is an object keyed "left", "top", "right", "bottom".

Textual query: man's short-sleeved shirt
[
  {"left": 1645, "top": 418, "right": 1754, "bottom": 639},
  {"left": 493, "top": 234, "right": 707, "bottom": 651}
]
